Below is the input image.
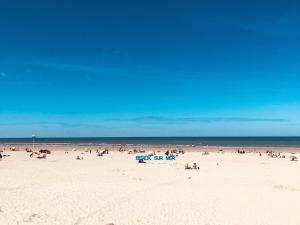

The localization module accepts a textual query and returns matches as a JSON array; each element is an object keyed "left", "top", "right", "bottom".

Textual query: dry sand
[{"left": 0, "top": 145, "right": 300, "bottom": 225}]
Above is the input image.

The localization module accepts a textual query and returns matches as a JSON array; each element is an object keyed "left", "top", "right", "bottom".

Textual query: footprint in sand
[
  {"left": 274, "top": 184, "right": 300, "bottom": 192},
  {"left": 23, "top": 213, "right": 41, "bottom": 223}
]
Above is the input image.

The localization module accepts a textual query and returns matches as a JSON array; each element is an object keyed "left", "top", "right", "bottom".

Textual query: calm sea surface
[{"left": 0, "top": 137, "right": 300, "bottom": 147}]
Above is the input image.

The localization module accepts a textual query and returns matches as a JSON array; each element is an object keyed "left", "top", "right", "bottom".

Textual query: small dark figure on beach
[
  {"left": 193, "top": 163, "right": 200, "bottom": 170},
  {"left": 185, "top": 163, "right": 192, "bottom": 169},
  {"left": 37, "top": 153, "right": 47, "bottom": 159},
  {"left": 39, "top": 149, "right": 51, "bottom": 154},
  {"left": 291, "top": 156, "right": 298, "bottom": 161}
]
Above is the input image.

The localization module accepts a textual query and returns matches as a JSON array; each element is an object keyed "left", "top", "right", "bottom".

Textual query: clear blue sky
[{"left": 0, "top": 0, "right": 299, "bottom": 137}]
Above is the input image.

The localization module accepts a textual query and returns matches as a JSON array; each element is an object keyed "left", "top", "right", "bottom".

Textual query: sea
[{"left": 0, "top": 137, "right": 300, "bottom": 147}]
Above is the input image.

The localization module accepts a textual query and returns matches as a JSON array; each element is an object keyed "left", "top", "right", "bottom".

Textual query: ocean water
[{"left": 0, "top": 137, "right": 300, "bottom": 147}]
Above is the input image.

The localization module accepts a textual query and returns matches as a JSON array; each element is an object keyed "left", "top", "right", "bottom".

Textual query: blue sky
[{"left": 0, "top": 0, "right": 299, "bottom": 137}]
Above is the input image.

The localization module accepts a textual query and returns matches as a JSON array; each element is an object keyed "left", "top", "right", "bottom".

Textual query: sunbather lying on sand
[
  {"left": 30, "top": 151, "right": 40, "bottom": 158},
  {"left": 37, "top": 153, "right": 47, "bottom": 159}
]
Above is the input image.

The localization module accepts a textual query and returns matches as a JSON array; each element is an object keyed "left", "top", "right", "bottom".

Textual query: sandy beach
[
  {"left": 2, "top": 0, "right": 299, "bottom": 224},
  {"left": 0, "top": 145, "right": 300, "bottom": 225}
]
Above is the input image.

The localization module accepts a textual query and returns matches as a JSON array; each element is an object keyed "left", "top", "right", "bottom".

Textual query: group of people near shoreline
[
  {"left": 185, "top": 163, "right": 200, "bottom": 170},
  {"left": 0, "top": 147, "right": 299, "bottom": 164}
]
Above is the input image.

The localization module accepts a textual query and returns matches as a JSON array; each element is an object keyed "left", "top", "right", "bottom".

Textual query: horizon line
[{"left": 1, "top": 136, "right": 300, "bottom": 139}]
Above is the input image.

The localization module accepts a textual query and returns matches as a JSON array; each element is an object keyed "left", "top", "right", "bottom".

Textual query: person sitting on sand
[
  {"left": 185, "top": 163, "right": 192, "bottom": 169},
  {"left": 0, "top": 153, "right": 2, "bottom": 160},
  {"left": 193, "top": 163, "right": 200, "bottom": 170},
  {"left": 138, "top": 159, "right": 146, "bottom": 163},
  {"left": 290, "top": 156, "right": 298, "bottom": 161}
]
